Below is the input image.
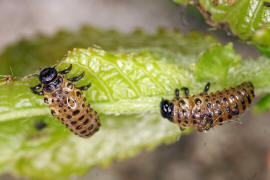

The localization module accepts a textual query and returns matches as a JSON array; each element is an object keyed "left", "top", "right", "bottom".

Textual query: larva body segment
[
  {"left": 161, "top": 82, "right": 255, "bottom": 132},
  {"left": 31, "top": 65, "right": 100, "bottom": 138}
]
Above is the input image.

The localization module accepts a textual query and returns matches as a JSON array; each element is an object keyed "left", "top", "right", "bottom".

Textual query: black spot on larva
[
  {"left": 57, "top": 98, "right": 61, "bottom": 102},
  {"left": 89, "top": 114, "right": 93, "bottom": 118},
  {"left": 218, "top": 117, "right": 223, "bottom": 122},
  {"left": 223, "top": 97, "right": 227, "bottom": 102},
  {"left": 207, "top": 103, "right": 211, "bottom": 108},
  {"left": 52, "top": 93, "right": 57, "bottom": 97},
  {"left": 234, "top": 102, "right": 238, "bottom": 108},
  {"left": 59, "top": 110, "right": 62, "bottom": 113},
  {"left": 263, "top": 2, "right": 270, "bottom": 7},
  {"left": 76, "top": 125, "right": 82, "bottom": 130},
  {"left": 237, "top": 91, "right": 241, "bottom": 95},
  {"left": 242, "top": 104, "right": 246, "bottom": 110},
  {"left": 226, "top": 106, "right": 230, "bottom": 113},
  {"left": 64, "top": 91, "right": 69, "bottom": 94},
  {"left": 86, "top": 109, "right": 89, "bottom": 113},
  {"left": 78, "top": 115, "right": 85, "bottom": 121},
  {"left": 71, "top": 121, "right": 77, "bottom": 125},
  {"left": 250, "top": 90, "right": 255, "bottom": 97},
  {"left": 67, "top": 82, "right": 73, "bottom": 89},
  {"left": 216, "top": 100, "right": 220, "bottom": 105},
  {"left": 57, "top": 90, "right": 62, "bottom": 94},
  {"left": 230, "top": 95, "right": 235, "bottom": 100},
  {"left": 178, "top": 112, "right": 182, "bottom": 119},
  {"left": 182, "top": 109, "right": 187, "bottom": 113},
  {"left": 52, "top": 99, "right": 54, "bottom": 103},
  {"left": 51, "top": 109, "right": 56, "bottom": 116},
  {"left": 205, "top": 98, "right": 209, "bottom": 102},
  {"left": 76, "top": 91, "right": 81, "bottom": 97},
  {"left": 232, "top": 109, "right": 239, "bottom": 115},
  {"left": 82, "top": 103, "right": 85, "bottom": 107},
  {"left": 179, "top": 100, "right": 185, "bottom": 106},
  {"left": 61, "top": 118, "right": 64, "bottom": 121},
  {"left": 240, "top": 98, "right": 245, "bottom": 104},
  {"left": 184, "top": 114, "right": 189, "bottom": 119},
  {"left": 44, "top": 98, "right": 49, "bottom": 104},
  {"left": 198, "top": 109, "right": 201, "bottom": 112},
  {"left": 216, "top": 109, "right": 222, "bottom": 115},
  {"left": 246, "top": 94, "right": 251, "bottom": 104},
  {"left": 83, "top": 119, "right": 89, "bottom": 125},
  {"left": 178, "top": 119, "right": 181, "bottom": 123},
  {"left": 184, "top": 120, "right": 189, "bottom": 124},
  {"left": 66, "top": 124, "right": 69, "bottom": 127},
  {"left": 59, "top": 103, "right": 63, "bottom": 107},
  {"left": 80, "top": 130, "right": 87, "bottom": 134},
  {"left": 228, "top": 115, "right": 232, "bottom": 119},
  {"left": 195, "top": 98, "right": 202, "bottom": 105},
  {"left": 208, "top": 112, "right": 213, "bottom": 118},
  {"left": 209, "top": 119, "right": 213, "bottom": 124},
  {"left": 72, "top": 110, "right": 80, "bottom": 116},
  {"left": 193, "top": 120, "right": 197, "bottom": 124},
  {"left": 192, "top": 113, "right": 196, "bottom": 119},
  {"left": 66, "top": 115, "right": 72, "bottom": 119},
  {"left": 88, "top": 124, "right": 94, "bottom": 130},
  {"left": 64, "top": 109, "right": 67, "bottom": 112}
]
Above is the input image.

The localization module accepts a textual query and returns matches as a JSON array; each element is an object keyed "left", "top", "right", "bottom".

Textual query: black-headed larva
[
  {"left": 160, "top": 82, "right": 255, "bottom": 131},
  {"left": 30, "top": 65, "right": 100, "bottom": 138}
]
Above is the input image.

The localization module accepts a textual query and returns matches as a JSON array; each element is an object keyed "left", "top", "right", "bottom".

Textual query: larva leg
[
  {"left": 175, "top": 88, "right": 180, "bottom": 98},
  {"left": 68, "top": 72, "right": 85, "bottom": 82},
  {"left": 203, "top": 82, "right": 211, "bottom": 94},
  {"left": 181, "top": 87, "right": 189, "bottom": 96},
  {"left": 78, "top": 83, "right": 91, "bottom": 91},
  {"left": 179, "top": 126, "right": 185, "bottom": 131},
  {"left": 59, "top": 64, "right": 72, "bottom": 74},
  {"left": 30, "top": 84, "right": 43, "bottom": 95},
  {"left": 32, "top": 90, "right": 44, "bottom": 95}
]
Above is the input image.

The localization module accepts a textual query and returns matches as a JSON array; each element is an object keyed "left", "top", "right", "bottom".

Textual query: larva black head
[
  {"left": 160, "top": 99, "right": 173, "bottom": 121},
  {"left": 39, "top": 68, "right": 57, "bottom": 84}
]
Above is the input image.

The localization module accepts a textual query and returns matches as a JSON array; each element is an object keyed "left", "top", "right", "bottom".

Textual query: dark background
[{"left": 0, "top": 0, "right": 269, "bottom": 179}]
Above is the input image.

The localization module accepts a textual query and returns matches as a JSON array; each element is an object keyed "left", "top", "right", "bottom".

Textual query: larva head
[
  {"left": 160, "top": 99, "right": 174, "bottom": 121},
  {"left": 39, "top": 67, "right": 57, "bottom": 84}
]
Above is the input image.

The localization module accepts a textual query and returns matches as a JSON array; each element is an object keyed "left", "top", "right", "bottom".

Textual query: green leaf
[
  {"left": 3, "top": 114, "right": 181, "bottom": 180},
  {"left": 174, "top": 0, "right": 270, "bottom": 56},
  {"left": 1, "top": 26, "right": 270, "bottom": 180},
  {"left": 253, "top": 94, "right": 270, "bottom": 113},
  {"left": 194, "top": 43, "right": 241, "bottom": 84},
  {"left": 253, "top": 27, "right": 270, "bottom": 57},
  {"left": 0, "top": 26, "right": 218, "bottom": 77}
]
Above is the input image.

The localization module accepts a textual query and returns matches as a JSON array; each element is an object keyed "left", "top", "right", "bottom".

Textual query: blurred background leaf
[{"left": 174, "top": 0, "right": 270, "bottom": 57}]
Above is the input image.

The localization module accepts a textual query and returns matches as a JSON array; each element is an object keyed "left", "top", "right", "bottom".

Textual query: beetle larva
[
  {"left": 30, "top": 65, "right": 100, "bottom": 137},
  {"left": 160, "top": 82, "right": 255, "bottom": 131}
]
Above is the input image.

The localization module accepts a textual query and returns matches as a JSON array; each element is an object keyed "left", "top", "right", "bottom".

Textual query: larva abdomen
[
  {"left": 44, "top": 76, "right": 100, "bottom": 138},
  {"left": 161, "top": 82, "right": 255, "bottom": 131}
]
